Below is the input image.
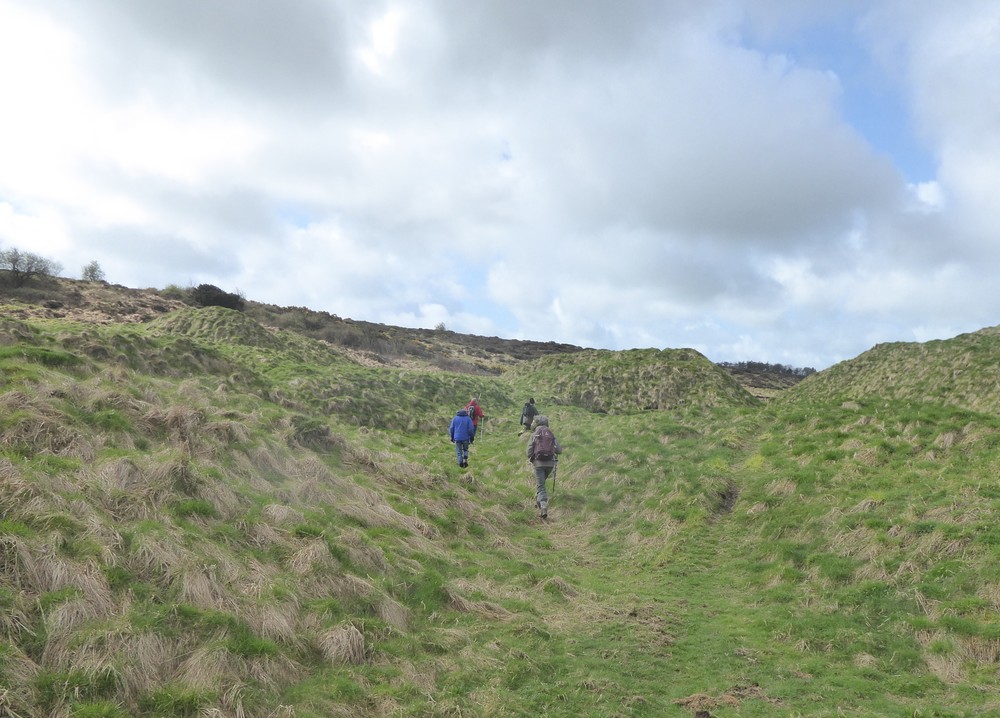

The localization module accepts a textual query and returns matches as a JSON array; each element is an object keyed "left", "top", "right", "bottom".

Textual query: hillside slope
[
  {"left": 782, "top": 325, "right": 1000, "bottom": 414},
  {"left": 2, "top": 285, "right": 1000, "bottom": 717}
]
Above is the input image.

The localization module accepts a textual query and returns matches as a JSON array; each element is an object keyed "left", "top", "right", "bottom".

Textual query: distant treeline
[{"left": 717, "top": 360, "right": 816, "bottom": 377}]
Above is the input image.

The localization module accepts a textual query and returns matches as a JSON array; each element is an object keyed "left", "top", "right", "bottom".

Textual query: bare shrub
[
  {"left": 318, "top": 624, "right": 367, "bottom": 665},
  {"left": 0, "top": 247, "right": 62, "bottom": 286}
]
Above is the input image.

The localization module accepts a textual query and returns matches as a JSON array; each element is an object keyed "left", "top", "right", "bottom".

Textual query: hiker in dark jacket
[
  {"left": 527, "top": 415, "right": 562, "bottom": 519},
  {"left": 519, "top": 398, "right": 538, "bottom": 434},
  {"left": 449, "top": 408, "right": 475, "bottom": 468}
]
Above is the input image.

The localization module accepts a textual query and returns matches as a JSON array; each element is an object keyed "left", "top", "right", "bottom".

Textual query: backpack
[{"left": 532, "top": 426, "right": 556, "bottom": 461}]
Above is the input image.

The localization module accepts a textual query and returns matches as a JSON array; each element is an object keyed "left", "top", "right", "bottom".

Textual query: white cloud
[{"left": 2, "top": 0, "right": 999, "bottom": 368}]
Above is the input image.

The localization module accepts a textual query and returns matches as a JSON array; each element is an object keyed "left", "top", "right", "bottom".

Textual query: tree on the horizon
[
  {"left": 82, "top": 260, "right": 106, "bottom": 282},
  {"left": 0, "top": 247, "right": 62, "bottom": 287}
]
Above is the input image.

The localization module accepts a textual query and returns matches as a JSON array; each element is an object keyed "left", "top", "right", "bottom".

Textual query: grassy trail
[
  {"left": 462, "top": 408, "right": 981, "bottom": 718},
  {"left": 448, "top": 410, "right": 761, "bottom": 716}
]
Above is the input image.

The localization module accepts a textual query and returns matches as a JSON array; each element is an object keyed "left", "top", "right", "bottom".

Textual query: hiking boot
[{"left": 539, "top": 501, "right": 548, "bottom": 519}]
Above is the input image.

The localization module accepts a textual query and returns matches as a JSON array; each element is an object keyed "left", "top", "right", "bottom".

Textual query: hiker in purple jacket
[
  {"left": 449, "top": 407, "right": 475, "bottom": 468},
  {"left": 527, "top": 415, "right": 562, "bottom": 519}
]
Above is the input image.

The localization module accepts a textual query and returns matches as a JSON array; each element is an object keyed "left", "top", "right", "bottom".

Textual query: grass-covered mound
[
  {"left": 506, "top": 347, "right": 759, "bottom": 415},
  {"left": 783, "top": 325, "right": 1000, "bottom": 415}
]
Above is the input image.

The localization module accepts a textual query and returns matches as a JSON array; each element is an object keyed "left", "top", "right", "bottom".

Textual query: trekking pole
[{"left": 551, "top": 459, "right": 557, "bottom": 499}]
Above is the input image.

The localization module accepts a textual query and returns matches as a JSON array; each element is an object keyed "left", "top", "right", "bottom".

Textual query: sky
[{"left": 2, "top": 1, "right": 999, "bottom": 370}]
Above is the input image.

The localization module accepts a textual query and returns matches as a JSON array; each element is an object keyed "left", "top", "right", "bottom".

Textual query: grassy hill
[{"left": 1, "top": 279, "right": 999, "bottom": 717}]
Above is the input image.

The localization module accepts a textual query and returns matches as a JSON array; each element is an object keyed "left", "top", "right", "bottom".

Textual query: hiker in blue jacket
[{"left": 449, "top": 407, "right": 475, "bottom": 468}]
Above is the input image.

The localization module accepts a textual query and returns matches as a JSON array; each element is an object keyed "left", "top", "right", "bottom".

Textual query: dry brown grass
[
  {"left": 206, "top": 418, "right": 253, "bottom": 445},
  {"left": 177, "top": 564, "right": 228, "bottom": 609},
  {"left": 0, "top": 390, "right": 91, "bottom": 458},
  {"left": 119, "top": 632, "right": 182, "bottom": 695},
  {"left": 0, "top": 458, "right": 39, "bottom": 512},
  {"left": 239, "top": 520, "right": 290, "bottom": 552},
  {"left": 289, "top": 539, "right": 339, "bottom": 576},
  {"left": 539, "top": 576, "right": 579, "bottom": 598},
  {"left": 318, "top": 624, "right": 367, "bottom": 665},
  {"left": 340, "top": 530, "right": 390, "bottom": 573},
  {"left": 0, "top": 643, "right": 39, "bottom": 716},
  {"left": 330, "top": 573, "right": 377, "bottom": 600},
  {"left": 340, "top": 491, "right": 441, "bottom": 540},
  {"left": 148, "top": 455, "right": 199, "bottom": 494},
  {"left": 198, "top": 479, "right": 247, "bottom": 520},
  {"left": 238, "top": 560, "right": 283, "bottom": 600},
  {"left": 126, "top": 527, "right": 187, "bottom": 582},
  {"left": 91, "top": 457, "right": 171, "bottom": 521},
  {"left": 916, "top": 630, "right": 965, "bottom": 683},
  {"left": 766, "top": 479, "right": 796, "bottom": 496},
  {"left": 377, "top": 598, "right": 411, "bottom": 632},
  {"left": 262, "top": 503, "right": 305, "bottom": 525},
  {"left": 245, "top": 654, "right": 303, "bottom": 692},
  {"left": 827, "top": 526, "right": 882, "bottom": 563},
  {"left": 177, "top": 644, "right": 237, "bottom": 690},
  {"left": 960, "top": 635, "right": 1000, "bottom": 664},
  {"left": 248, "top": 603, "right": 299, "bottom": 645}
]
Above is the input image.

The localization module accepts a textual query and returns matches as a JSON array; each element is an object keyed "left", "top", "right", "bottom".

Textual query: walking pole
[{"left": 551, "top": 459, "right": 557, "bottom": 499}]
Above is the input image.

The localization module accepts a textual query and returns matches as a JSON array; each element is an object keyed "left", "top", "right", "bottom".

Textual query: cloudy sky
[{"left": 2, "top": 1, "right": 999, "bottom": 369}]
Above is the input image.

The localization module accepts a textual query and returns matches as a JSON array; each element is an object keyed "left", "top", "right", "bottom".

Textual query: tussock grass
[
  {"left": 318, "top": 625, "right": 367, "bottom": 665},
  {"left": 0, "top": 646, "right": 40, "bottom": 716},
  {"left": 6, "top": 298, "right": 1000, "bottom": 715}
]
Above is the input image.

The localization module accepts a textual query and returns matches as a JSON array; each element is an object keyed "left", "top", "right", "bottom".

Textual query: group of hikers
[{"left": 448, "top": 396, "right": 562, "bottom": 520}]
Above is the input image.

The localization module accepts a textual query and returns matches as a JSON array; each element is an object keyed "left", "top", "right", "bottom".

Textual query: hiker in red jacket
[{"left": 466, "top": 397, "right": 485, "bottom": 438}]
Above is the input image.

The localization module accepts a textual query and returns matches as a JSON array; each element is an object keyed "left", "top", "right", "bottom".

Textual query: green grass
[{"left": 2, "top": 306, "right": 1000, "bottom": 716}]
